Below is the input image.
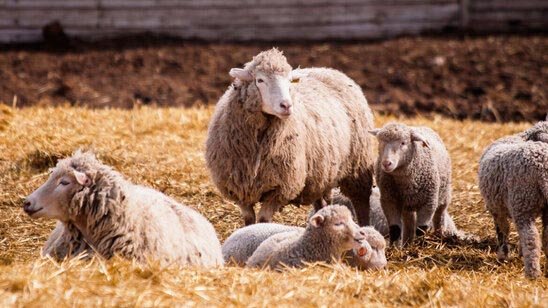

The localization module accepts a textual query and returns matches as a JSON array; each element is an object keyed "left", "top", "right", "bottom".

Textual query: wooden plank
[
  {"left": 98, "top": 4, "right": 459, "bottom": 29},
  {"left": 11, "top": 10, "right": 99, "bottom": 27},
  {"left": 73, "top": 20, "right": 455, "bottom": 41},
  {"left": 470, "top": 0, "right": 548, "bottom": 11},
  {"left": 0, "top": 28, "right": 41, "bottom": 42},
  {"left": 5, "top": 0, "right": 98, "bottom": 9},
  {"left": 0, "top": 10, "right": 15, "bottom": 26},
  {"left": 470, "top": 10, "right": 547, "bottom": 22}
]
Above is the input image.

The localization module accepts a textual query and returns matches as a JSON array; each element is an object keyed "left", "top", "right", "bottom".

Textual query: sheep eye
[
  {"left": 59, "top": 180, "right": 70, "bottom": 186},
  {"left": 334, "top": 222, "right": 344, "bottom": 226},
  {"left": 256, "top": 78, "right": 264, "bottom": 83},
  {"left": 401, "top": 141, "right": 406, "bottom": 146}
]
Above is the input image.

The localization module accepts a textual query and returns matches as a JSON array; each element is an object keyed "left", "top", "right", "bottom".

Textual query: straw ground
[{"left": 0, "top": 105, "right": 546, "bottom": 306}]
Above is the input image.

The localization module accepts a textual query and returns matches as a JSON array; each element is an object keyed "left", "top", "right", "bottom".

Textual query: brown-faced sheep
[
  {"left": 23, "top": 151, "right": 224, "bottom": 267},
  {"left": 479, "top": 127, "right": 548, "bottom": 278},
  {"left": 205, "top": 48, "right": 375, "bottom": 226}
]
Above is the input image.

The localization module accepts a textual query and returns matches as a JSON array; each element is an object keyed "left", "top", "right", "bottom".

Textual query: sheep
[
  {"left": 222, "top": 223, "right": 301, "bottom": 265},
  {"left": 205, "top": 48, "right": 375, "bottom": 226},
  {"left": 245, "top": 205, "right": 366, "bottom": 270},
  {"left": 369, "top": 122, "right": 454, "bottom": 246},
  {"left": 222, "top": 222, "right": 387, "bottom": 270},
  {"left": 331, "top": 187, "right": 463, "bottom": 239},
  {"left": 23, "top": 151, "right": 224, "bottom": 267},
  {"left": 479, "top": 129, "right": 548, "bottom": 278}
]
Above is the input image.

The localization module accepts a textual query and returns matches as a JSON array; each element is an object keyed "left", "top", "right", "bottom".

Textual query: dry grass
[{"left": 0, "top": 105, "right": 546, "bottom": 307}]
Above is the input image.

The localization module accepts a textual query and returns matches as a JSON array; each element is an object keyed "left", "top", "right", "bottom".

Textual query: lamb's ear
[
  {"left": 537, "top": 132, "right": 548, "bottom": 143},
  {"left": 310, "top": 213, "right": 325, "bottom": 228},
  {"left": 411, "top": 131, "right": 430, "bottom": 148},
  {"left": 229, "top": 68, "right": 253, "bottom": 81},
  {"left": 289, "top": 70, "right": 306, "bottom": 83},
  {"left": 368, "top": 129, "right": 381, "bottom": 137},
  {"left": 73, "top": 170, "right": 91, "bottom": 186}
]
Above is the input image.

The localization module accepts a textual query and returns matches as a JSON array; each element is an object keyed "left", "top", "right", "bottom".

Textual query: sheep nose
[
  {"left": 279, "top": 100, "right": 292, "bottom": 112},
  {"left": 382, "top": 161, "right": 392, "bottom": 169},
  {"left": 23, "top": 199, "right": 32, "bottom": 213}
]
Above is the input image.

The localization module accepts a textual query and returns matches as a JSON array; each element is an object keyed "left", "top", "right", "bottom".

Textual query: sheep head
[
  {"left": 309, "top": 205, "right": 365, "bottom": 252},
  {"left": 229, "top": 48, "right": 300, "bottom": 119},
  {"left": 369, "top": 122, "right": 429, "bottom": 173},
  {"left": 23, "top": 151, "right": 99, "bottom": 221}
]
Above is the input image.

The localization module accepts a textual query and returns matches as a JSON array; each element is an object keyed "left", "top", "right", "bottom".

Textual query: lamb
[
  {"left": 245, "top": 205, "right": 366, "bottom": 270},
  {"left": 479, "top": 128, "right": 548, "bottom": 278},
  {"left": 23, "top": 151, "right": 224, "bottom": 267},
  {"left": 331, "top": 187, "right": 460, "bottom": 238},
  {"left": 369, "top": 122, "right": 455, "bottom": 246},
  {"left": 205, "top": 48, "right": 375, "bottom": 226},
  {"left": 222, "top": 223, "right": 387, "bottom": 270}
]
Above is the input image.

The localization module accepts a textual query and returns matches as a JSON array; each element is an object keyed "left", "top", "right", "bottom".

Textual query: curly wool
[
  {"left": 479, "top": 132, "right": 548, "bottom": 278},
  {"left": 206, "top": 49, "right": 375, "bottom": 226},
  {"left": 374, "top": 123, "right": 455, "bottom": 245},
  {"left": 246, "top": 205, "right": 360, "bottom": 270},
  {"left": 43, "top": 152, "right": 224, "bottom": 267}
]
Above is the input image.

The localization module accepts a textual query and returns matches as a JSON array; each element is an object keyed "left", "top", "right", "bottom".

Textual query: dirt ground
[{"left": 0, "top": 34, "right": 546, "bottom": 122}]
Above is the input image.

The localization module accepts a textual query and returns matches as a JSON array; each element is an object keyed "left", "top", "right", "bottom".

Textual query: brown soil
[{"left": 0, "top": 34, "right": 546, "bottom": 122}]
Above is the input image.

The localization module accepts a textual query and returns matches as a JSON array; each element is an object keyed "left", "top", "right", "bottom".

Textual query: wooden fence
[{"left": 0, "top": 0, "right": 546, "bottom": 42}]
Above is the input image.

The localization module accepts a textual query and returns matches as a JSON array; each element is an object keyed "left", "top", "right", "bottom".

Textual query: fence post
[{"left": 460, "top": 0, "right": 470, "bottom": 29}]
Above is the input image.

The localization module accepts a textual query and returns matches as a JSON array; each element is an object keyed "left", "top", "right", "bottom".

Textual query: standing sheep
[
  {"left": 369, "top": 122, "right": 454, "bottom": 246},
  {"left": 205, "top": 48, "right": 375, "bottom": 226},
  {"left": 246, "top": 205, "right": 366, "bottom": 270},
  {"left": 23, "top": 151, "right": 224, "bottom": 267},
  {"left": 479, "top": 130, "right": 548, "bottom": 278},
  {"left": 331, "top": 187, "right": 460, "bottom": 238},
  {"left": 222, "top": 222, "right": 387, "bottom": 270}
]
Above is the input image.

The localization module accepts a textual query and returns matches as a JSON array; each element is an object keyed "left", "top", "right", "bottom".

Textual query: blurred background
[{"left": 0, "top": 0, "right": 546, "bottom": 122}]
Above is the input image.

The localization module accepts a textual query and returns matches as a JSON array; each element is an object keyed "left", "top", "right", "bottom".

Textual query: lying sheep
[
  {"left": 222, "top": 222, "right": 387, "bottom": 270},
  {"left": 370, "top": 123, "right": 454, "bottom": 246},
  {"left": 206, "top": 48, "right": 375, "bottom": 226},
  {"left": 246, "top": 205, "right": 366, "bottom": 270},
  {"left": 23, "top": 151, "right": 224, "bottom": 267},
  {"left": 479, "top": 128, "right": 548, "bottom": 278}
]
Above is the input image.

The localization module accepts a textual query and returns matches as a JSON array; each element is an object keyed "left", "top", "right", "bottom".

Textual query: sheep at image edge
[
  {"left": 24, "top": 151, "right": 224, "bottom": 267},
  {"left": 479, "top": 119, "right": 548, "bottom": 278}
]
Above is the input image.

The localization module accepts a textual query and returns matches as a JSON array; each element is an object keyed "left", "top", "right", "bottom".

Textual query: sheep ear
[
  {"left": 73, "top": 170, "right": 91, "bottom": 186},
  {"left": 537, "top": 132, "right": 548, "bottom": 143},
  {"left": 411, "top": 131, "right": 429, "bottom": 148},
  {"left": 310, "top": 213, "right": 325, "bottom": 228},
  {"left": 289, "top": 70, "right": 306, "bottom": 83},
  {"left": 368, "top": 129, "right": 380, "bottom": 136},
  {"left": 229, "top": 68, "right": 253, "bottom": 81}
]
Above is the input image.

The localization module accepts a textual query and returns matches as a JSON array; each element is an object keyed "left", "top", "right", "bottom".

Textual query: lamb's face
[
  {"left": 352, "top": 227, "right": 387, "bottom": 270},
  {"left": 23, "top": 167, "right": 91, "bottom": 221},
  {"left": 369, "top": 123, "right": 429, "bottom": 173},
  {"left": 309, "top": 205, "right": 365, "bottom": 251}
]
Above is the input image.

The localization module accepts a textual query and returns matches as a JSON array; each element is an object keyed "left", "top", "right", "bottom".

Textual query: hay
[{"left": 0, "top": 106, "right": 546, "bottom": 306}]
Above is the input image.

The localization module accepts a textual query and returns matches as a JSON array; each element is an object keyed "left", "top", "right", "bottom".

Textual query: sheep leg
[
  {"left": 491, "top": 210, "right": 511, "bottom": 261},
  {"left": 401, "top": 210, "right": 417, "bottom": 246},
  {"left": 239, "top": 203, "right": 256, "bottom": 226},
  {"left": 516, "top": 218, "right": 542, "bottom": 278},
  {"left": 380, "top": 198, "right": 402, "bottom": 246},
  {"left": 313, "top": 198, "right": 328, "bottom": 212},
  {"left": 542, "top": 206, "right": 548, "bottom": 274},
  {"left": 340, "top": 172, "right": 373, "bottom": 227},
  {"left": 416, "top": 205, "right": 435, "bottom": 237},
  {"left": 257, "top": 193, "right": 286, "bottom": 223}
]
